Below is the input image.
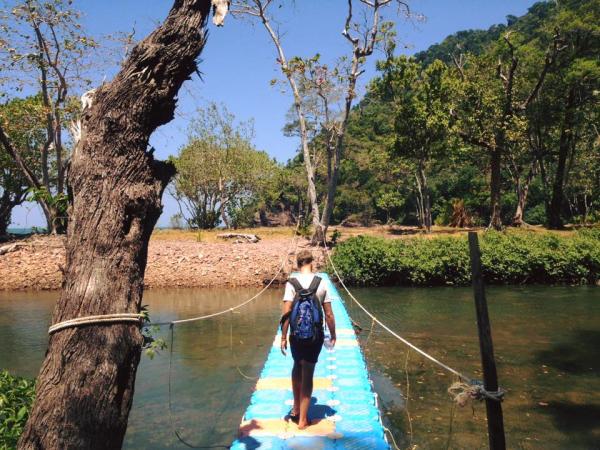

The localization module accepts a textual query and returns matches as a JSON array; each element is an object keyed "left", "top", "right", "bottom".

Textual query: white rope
[
  {"left": 322, "top": 239, "right": 473, "bottom": 383},
  {"left": 48, "top": 313, "right": 144, "bottom": 334},
  {"left": 170, "top": 223, "right": 301, "bottom": 325},
  {"left": 48, "top": 222, "right": 301, "bottom": 334},
  {"left": 383, "top": 426, "right": 402, "bottom": 450}
]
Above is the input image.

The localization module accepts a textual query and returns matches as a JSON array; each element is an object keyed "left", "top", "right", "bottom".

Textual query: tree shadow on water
[
  {"left": 534, "top": 329, "right": 600, "bottom": 448},
  {"left": 543, "top": 401, "right": 600, "bottom": 449},
  {"left": 535, "top": 329, "right": 599, "bottom": 374}
]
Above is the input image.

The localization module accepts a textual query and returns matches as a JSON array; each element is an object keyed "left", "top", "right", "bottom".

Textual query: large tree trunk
[
  {"left": 548, "top": 88, "right": 576, "bottom": 229},
  {"left": 316, "top": 60, "right": 360, "bottom": 243},
  {"left": 318, "top": 159, "right": 338, "bottom": 243},
  {"left": 19, "top": 1, "right": 212, "bottom": 449},
  {"left": 489, "top": 147, "right": 503, "bottom": 230}
]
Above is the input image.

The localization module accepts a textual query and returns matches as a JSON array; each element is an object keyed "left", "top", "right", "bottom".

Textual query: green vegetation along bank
[
  {"left": 330, "top": 229, "right": 600, "bottom": 286},
  {"left": 0, "top": 370, "right": 35, "bottom": 449}
]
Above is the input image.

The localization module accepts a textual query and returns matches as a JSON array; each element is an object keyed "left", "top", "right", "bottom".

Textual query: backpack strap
[
  {"left": 288, "top": 278, "right": 304, "bottom": 294},
  {"left": 282, "top": 278, "right": 302, "bottom": 333},
  {"left": 307, "top": 276, "right": 322, "bottom": 295}
]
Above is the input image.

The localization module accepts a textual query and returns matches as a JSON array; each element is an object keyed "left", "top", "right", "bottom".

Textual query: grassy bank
[
  {"left": 330, "top": 229, "right": 600, "bottom": 286},
  {"left": 0, "top": 370, "right": 35, "bottom": 449}
]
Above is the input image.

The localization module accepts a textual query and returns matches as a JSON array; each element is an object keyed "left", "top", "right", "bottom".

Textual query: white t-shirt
[{"left": 283, "top": 273, "right": 331, "bottom": 304}]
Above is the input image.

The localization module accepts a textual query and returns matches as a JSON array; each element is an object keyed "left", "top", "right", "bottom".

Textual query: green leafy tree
[
  {"left": 450, "top": 26, "right": 562, "bottom": 229},
  {"left": 0, "top": 96, "right": 46, "bottom": 235},
  {"left": 171, "top": 103, "right": 279, "bottom": 229},
  {"left": 0, "top": 148, "right": 27, "bottom": 235},
  {"left": 332, "top": 0, "right": 599, "bottom": 230},
  {"left": 234, "top": 0, "right": 407, "bottom": 243},
  {"left": 373, "top": 57, "right": 453, "bottom": 231},
  {"left": 376, "top": 190, "right": 405, "bottom": 224},
  {"left": 0, "top": 0, "right": 96, "bottom": 233},
  {"left": 539, "top": 0, "right": 600, "bottom": 228}
]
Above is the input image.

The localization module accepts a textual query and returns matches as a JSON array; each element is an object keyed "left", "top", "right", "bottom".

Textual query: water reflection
[
  {"left": 0, "top": 285, "right": 598, "bottom": 449},
  {"left": 126, "top": 288, "right": 282, "bottom": 449},
  {"left": 348, "top": 285, "right": 600, "bottom": 449}
]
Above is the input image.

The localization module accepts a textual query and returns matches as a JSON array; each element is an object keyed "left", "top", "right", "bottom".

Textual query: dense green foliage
[
  {"left": 0, "top": 96, "right": 46, "bottom": 235},
  {"left": 330, "top": 230, "right": 600, "bottom": 286},
  {"left": 269, "top": 0, "right": 599, "bottom": 231},
  {"left": 0, "top": 371, "right": 35, "bottom": 449}
]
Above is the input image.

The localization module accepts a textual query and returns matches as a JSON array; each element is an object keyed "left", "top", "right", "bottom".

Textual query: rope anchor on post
[
  {"left": 468, "top": 231, "right": 507, "bottom": 450},
  {"left": 448, "top": 380, "right": 506, "bottom": 407}
]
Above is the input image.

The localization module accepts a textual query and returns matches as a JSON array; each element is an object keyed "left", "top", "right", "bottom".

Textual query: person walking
[{"left": 280, "top": 250, "right": 336, "bottom": 429}]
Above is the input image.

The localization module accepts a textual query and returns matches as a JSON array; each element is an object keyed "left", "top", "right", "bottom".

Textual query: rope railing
[
  {"left": 165, "top": 222, "right": 301, "bottom": 449},
  {"left": 47, "top": 222, "right": 302, "bottom": 334},
  {"left": 48, "top": 313, "right": 144, "bottom": 334},
  {"left": 321, "top": 238, "right": 474, "bottom": 383},
  {"left": 166, "top": 221, "right": 301, "bottom": 326},
  {"left": 321, "top": 234, "right": 507, "bottom": 408}
]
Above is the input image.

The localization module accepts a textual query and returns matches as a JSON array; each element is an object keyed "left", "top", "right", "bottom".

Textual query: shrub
[
  {"left": 328, "top": 235, "right": 395, "bottom": 285},
  {"left": 524, "top": 203, "right": 546, "bottom": 225},
  {"left": 330, "top": 230, "right": 600, "bottom": 286},
  {"left": 0, "top": 370, "right": 35, "bottom": 449}
]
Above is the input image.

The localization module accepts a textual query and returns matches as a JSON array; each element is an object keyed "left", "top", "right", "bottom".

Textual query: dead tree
[
  {"left": 233, "top": 0, "right": 409, "bottom": 245},
  {"left": 19, "top": 1, "right": 219, "bottom": 448}
]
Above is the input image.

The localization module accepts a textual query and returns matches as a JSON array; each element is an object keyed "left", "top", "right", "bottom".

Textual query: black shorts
[{"left": 290, "top": 334, "right": 324, "bottom": 364}]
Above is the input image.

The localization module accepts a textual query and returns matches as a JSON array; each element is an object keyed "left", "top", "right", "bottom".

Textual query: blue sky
[{"left": 9, "top": 0, "right": 535, "bottom": 228}]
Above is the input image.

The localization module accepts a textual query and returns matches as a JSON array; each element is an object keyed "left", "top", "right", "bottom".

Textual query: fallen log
[
  {"left": 0, "top": 243, "right": 24, "bottom": 255},
  {"left": 217, "top": 233, "right": 261, "bottom": 243}
]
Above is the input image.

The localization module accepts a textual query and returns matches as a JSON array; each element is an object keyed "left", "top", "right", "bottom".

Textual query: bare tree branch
[
  {"left": 0, "top": 123, "right": 42, "bottom": 191},
  {"left": 519, "top": 28, "right": 564, "bottom": 110}
]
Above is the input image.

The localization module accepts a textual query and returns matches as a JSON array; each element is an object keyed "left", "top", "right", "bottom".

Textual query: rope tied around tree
[
  {"left": 48, "top": 313, "right": 144, "bottom": 334},
  {"left": 48, "top": 221, "right": 303, "bottom": 335}
]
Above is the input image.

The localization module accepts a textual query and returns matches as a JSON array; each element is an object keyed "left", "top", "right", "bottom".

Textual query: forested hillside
[{"left": 274, "top": 0, "right": 598, "bottom": 230}]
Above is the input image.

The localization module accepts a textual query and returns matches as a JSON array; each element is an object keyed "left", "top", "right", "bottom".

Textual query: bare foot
[
  {"left": 287, "top": 410, "right": 299, "bottom": 424},
  {"left": 297, "top": 419, "right": 312, "bottom": 430}
]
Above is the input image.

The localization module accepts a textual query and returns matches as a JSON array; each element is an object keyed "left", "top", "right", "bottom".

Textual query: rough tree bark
[{"left": 19, "top": 1, "right": 213, "bottom": 448}]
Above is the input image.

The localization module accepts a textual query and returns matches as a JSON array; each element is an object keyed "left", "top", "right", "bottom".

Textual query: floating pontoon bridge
[{"left": 231, "top": 273, "right": 390, "bottom": 450}]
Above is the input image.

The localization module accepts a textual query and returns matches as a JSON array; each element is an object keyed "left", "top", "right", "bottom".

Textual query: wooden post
[{"left": 468, "top": 231, "right": 506, "bottom": 450}]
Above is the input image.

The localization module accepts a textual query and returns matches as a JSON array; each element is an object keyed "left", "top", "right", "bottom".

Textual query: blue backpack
[{"left": 287, "top": 276, "right": 323, "bottom": 341}]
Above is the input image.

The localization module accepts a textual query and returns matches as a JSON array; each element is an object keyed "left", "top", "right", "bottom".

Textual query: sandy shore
[{"left": 0, "top": 234, "right": 326, "bottom": 291}]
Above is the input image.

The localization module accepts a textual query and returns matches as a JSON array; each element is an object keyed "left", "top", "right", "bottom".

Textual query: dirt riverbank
[
  {"left": 1, "top": 224, "right": 576, "bottom": 291},
  {"left": 0, "top": 234, "right": 326, "bottom": 291}
]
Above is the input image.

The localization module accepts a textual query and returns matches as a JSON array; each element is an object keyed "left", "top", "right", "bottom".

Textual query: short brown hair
[{"left": 296, "top": 250, "right": 314, "bottom": 268}]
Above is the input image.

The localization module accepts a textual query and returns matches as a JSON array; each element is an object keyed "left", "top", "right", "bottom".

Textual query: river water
[{"left": 0, "top": 285, "right": 598, "bottom": 449}]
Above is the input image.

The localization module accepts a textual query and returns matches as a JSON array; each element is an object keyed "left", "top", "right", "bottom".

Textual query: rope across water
[
  {"left": 320, "top": 237, "right": 473, "bottom": 383},
  {"left": 47, "top": 222, "right": 302, "bottom": 334},
  {"left": 321, "top": 234, "right": 506, "bottom": 408}
]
